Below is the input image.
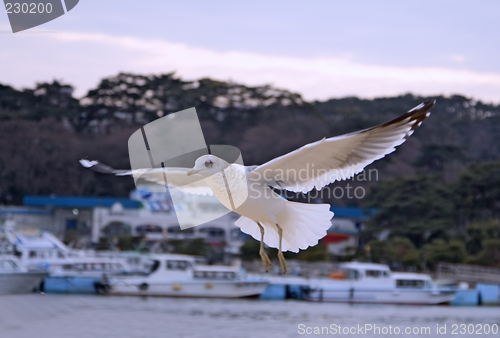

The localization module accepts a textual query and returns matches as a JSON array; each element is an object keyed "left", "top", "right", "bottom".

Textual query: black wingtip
[
  {"left": 377, "top": 100, "right": 434, "bottom": 133},
  {"left": 423, "top": 99, "right": 436, "bottom": 110},
  {"left": 408, "top": 99, "right": 436, "bottom": 113}
]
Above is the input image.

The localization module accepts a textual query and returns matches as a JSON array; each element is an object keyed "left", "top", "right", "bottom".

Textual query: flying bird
[{"left": 80, "top": 100, "right": 435, "bottom": 273}]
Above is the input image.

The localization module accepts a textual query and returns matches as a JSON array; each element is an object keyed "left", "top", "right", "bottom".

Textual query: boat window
[
  {"left": 0, "top": 260, "right": 17, "bottom": 271},
  {"left": 166, "top": 260, "right": 190, "bottom": 271},
  {"left": 58, "top": 251, "right": 65, "bottom": 258},
  {"left": 396, "top": 279, "right": 425, "bottom": 288},
  {"left": 194, "top": 271, "right": 236, "bottom": 279},
  {"left": 383, "top": 271, "right": 389, "bottom": 277},
  {"left": 149, "top": 260, "right": 160, "bottom": 273},
  {"left": 29, "top": 251, "right": 37, "bottom": 258},
  {"left": 365, "top": 270, "right": 382, "bottom": 278},
  {"left": 128, "top": 257, "right": 139, "bottom": 265},
  {"left": 341, "top": 269, "right": 360, "bottom": 280}
]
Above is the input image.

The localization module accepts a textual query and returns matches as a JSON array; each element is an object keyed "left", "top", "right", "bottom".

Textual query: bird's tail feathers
[{"left": 234, "top": 202, "right": 333, "bottom": 253}]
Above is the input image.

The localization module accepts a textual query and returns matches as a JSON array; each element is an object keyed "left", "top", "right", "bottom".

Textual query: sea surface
[{"left": 0, "top": 294, "right": 498, "bottom": 338}]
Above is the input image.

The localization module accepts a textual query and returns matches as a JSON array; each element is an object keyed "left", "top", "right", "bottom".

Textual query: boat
[
  {"left": 0, "top": 255, "right": 47, "bottom": 294},
  {"left": 41, "top": 256, "right": 132, "bottom": 293},
  {"left": 98, "top": 254, "right": 268, "bottom": 298},
  {"left": 304, "top": 262, "right": 456, "bottom": 305},
  {"left": 1, "top": 225, "right": 142, "bottom": 293}
]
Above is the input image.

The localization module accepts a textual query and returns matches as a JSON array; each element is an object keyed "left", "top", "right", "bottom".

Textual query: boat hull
[
  {"left": 105, "top": 279, "right": 268, "bottom": 298},
  {"left": 43, "top": 276, "right": 102, "bottom": 294},
  {"left": 305, "top": 287, "right": 455, "bottom": 305},
  {"left": 0, "top": 272, "right": 47, "bottom": 294}
]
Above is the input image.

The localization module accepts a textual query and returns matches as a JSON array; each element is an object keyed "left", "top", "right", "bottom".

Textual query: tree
[
  {"left": 422, "top": 239, "right": 467, "bottom": 268},
  {"left": 454, "top": 162, "right": 500, "bottom": 228},
  {"left": 464, "top": 220, "right": 500, "bottom": 255},
  {"left": 367, "top": 237, "right": 419, "bottom": 269},
  {"left": 466, "top": 239, "right": 500, "bottom": 267},
  {"left": 364, "top": 175, "right": 454, "bottom": 247},
  {"left": 0, "top": 81, "right": 78, "bottom": 122}
]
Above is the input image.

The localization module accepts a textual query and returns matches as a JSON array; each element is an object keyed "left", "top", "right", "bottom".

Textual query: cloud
[
  {"left": 3, "top": 30, "right": 500, "bottom": 102},
  {"left": 450, "top": 55, "right": 466, "bottom": 64}
]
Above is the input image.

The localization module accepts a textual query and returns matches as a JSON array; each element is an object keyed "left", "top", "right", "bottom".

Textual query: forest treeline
[{"left": 1, "top": 72, "right": 499, "bottom": 267}]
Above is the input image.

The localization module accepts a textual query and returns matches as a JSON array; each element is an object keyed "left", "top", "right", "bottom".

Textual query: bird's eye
[{"left": 204, "top": 160, "right": 213, "bottom": 168}]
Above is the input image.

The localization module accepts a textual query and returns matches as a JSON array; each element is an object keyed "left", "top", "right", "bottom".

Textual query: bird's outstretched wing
[
  {"left": 79, "top": 159, "right": 214, "bottom": 196},
  {"left": 249, "top": 100, "right": 435, "bottom": 193}
]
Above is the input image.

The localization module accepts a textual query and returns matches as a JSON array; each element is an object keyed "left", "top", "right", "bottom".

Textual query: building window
[
  {"left": 230, "top": 228, "right": 242, "bottom": 240},
  {"left": 199, "top": 227, "right": 225, "bottom": 239},
  {"left": 66, "top": 219, "right": 77, "bottom": 229},
  {"left": 136, "top": 224, "right": 163, "bottom": 236},
  {"left": 102, "top": 221, "right": 132, "bottom": 238}
]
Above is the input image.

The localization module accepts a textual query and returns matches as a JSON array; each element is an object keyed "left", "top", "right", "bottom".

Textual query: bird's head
[{"left": 186, "top": 155, "right": 229, "bottom": 177}]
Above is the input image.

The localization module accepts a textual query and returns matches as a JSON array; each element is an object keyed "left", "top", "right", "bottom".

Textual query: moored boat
[
  {"left": 304, "top": 262, "right": 455, "bottom": 305},
  {"left": 0, "top": 255, "right": 47, "bottom": 294},
  {"left": 2, "top": 225, "right": 143, "bottom": 293},
  {"left": 98, "top": 254, "right": 268, "bottom": 298}
]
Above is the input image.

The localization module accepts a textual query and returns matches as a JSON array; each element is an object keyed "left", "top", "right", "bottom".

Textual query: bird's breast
[{"left": 205, "top": 165, "right": 248, "bottom": 211}]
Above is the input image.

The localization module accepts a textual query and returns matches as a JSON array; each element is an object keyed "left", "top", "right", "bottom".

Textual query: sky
[{"left": 1, "top": 0, "right": 500, "bottom": 102}]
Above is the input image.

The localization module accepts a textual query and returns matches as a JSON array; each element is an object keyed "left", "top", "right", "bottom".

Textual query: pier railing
[{"left": 437, "top": 262, "right": 500, "bottom": 284}]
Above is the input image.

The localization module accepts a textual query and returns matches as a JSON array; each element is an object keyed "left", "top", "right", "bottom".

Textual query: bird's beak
[{"left": 186, "top": 169, "right": 199, "bottom": 176}]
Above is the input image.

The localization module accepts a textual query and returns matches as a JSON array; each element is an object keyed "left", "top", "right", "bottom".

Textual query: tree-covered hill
[
  {"left": 0, "top": 73, "right": 499, "bottom": 204},
  {"left": 1, "top": 72, "right": 499, "bottom": 206}
]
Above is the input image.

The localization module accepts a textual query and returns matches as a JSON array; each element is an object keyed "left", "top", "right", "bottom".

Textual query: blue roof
[
  {"left": 329, "top": 206, "right": 376, "bottom": 219},
  {"left": 23, "top": 196, "right": 141, "bottom": 209}
]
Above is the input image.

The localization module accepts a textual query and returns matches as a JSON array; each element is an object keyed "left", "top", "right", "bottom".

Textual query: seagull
[{"left": 80, "top": 100, "right": 434, "bottom": 273}]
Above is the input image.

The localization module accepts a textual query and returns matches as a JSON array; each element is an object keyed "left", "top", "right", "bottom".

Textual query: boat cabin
[
  {"left": 141, "top": 254, "right": 241, "bottom": 281},
  {"left": 337, "top": 262, "right": 392, "bottom": 280},
  {"left": 392, "top": 272, "right": 435, "bottom": 289},
  {"left": 0, "top": 255, "right": 26, "bottom": 273}
]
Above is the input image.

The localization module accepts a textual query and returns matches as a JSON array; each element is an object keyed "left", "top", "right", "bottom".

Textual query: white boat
[
  {"left": 1, "top": 226, "right": 143, "bottom": 293},
  {"left": 305, "top": 262, "right": 455, "bottom": 305},
  {"left": 100, "top": 254, "right": 268, "bottom": 298},
  {"left": 0, "top": 255, "right": 47, "bottom": 294}
]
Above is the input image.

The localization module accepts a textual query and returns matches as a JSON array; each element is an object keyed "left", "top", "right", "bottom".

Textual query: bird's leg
[
  {"left": 275, "top": 223, "right": 287, "bottom": 274},
  {"left": 257, "top": 222, "right": 271, "bottom": 272}
]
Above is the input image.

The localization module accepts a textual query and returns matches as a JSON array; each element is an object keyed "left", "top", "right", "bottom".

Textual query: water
[{"left": 0, "top": 295, "right": 498, "bottom": 338}]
